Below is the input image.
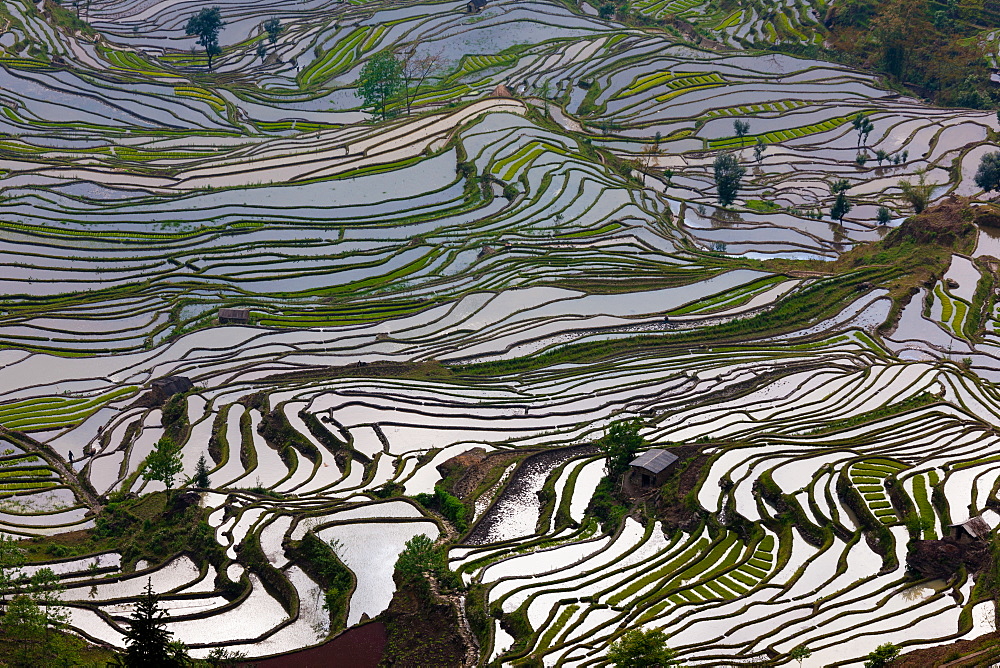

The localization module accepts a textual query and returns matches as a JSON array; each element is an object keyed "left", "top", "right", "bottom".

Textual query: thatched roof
[{"left": 490, "top": 84, "right": 514, "bottom": 99}]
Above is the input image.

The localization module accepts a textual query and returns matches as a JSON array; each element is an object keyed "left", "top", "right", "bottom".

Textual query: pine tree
[
  {"left": 119, "top": 581, "right": 185, "bottom": 668},
  {"left": 193, "top": 453, "right": 211, "bottom": 489}
]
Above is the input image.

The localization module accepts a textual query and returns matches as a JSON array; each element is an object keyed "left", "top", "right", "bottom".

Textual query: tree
[
  {"left": 876, "top": 205, "right": 891, "bottom": 225},
  {"left": 2, "top": 568, "right": 71, "bottom": 667},
  {"left": 118, "top": 581, "right": 186, "bottom": 668},
  {"left": 2, "top": 594, "right": 50, "bottom": 668},
  {"left": 607, "top": 629, "right": 679, "bottom": 668},
  {"left": 143, "top": 438, "right": 183, "bottom": 489},
  {"left": 831, "top": 180, "right": 852, "bottom": 223},
  {"left": 193, "top": 453, "right": 211, "bottom": 489},
  {"left": 831, "top": 179, "right": 852, "bottom": 223},
  {"left": 185, "top": 7, "right": 225, "bottom": 70},
  {"left": 852, "top": 112, "right": 874, "bottom": 146},
  {"left": 898, "top": 169, "right": 933, "bottom": 213},
  {"left": 641, "top": 132, "right": 663, "bottom": 182},
  {"left": 875, "top": 148, "right": 888, "bottom": 165},
  {"left": 733, "top": 119, "right": 750, "bottom": 141},
  {"left": 753, "top": 137, "right": 766, "bottom": 163},
  {"left": 864, "top": 642, "right": 900, "bottom": 667},
  {"left": 397, "top": 47, "right": 443, "bottom": 115},
  {"left": 598, "top": 2, "right": 615, "bottom": 18},
  {"left": 599, "top": 418, "right": 645, "bottom": 475},
  {"left": 263, "top": 18, "right": 282, "bottom": 46},
  {"left": 714, "top": 152, "right": 746, "bottom": 206},
  {"left": 0, "top": 533, "right": 25, "bottom": 607},
  {"left": 831, "top": 195, "right": 852, "bottom": 223},
  {"left": 24, "top": 567, "right": 68, "bottom": 630},
  {"left": 206, "top": 648, "right": 248, "bottom": 666},
  {"left": 256, "top": 18, "right": 282, "bottom": 61},
  {"left": 789, "top": 644, "right": 811, "bottom": 666},
  {"left": 358, "top": 51, "right": 404, "bottom": 121},
  {"left": 975, "top": 150, "right": 1000, "bottom": 193},
  {"left": 395, "top": 534, "right": 439, "bottom": 579}
]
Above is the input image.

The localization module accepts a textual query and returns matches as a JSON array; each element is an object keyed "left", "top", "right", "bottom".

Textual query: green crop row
[
  {"left": 709, "top": 114, "right": 856, "bottom": 149},
  {"left": 0, "top": 386, "right": 137, "bottom": 432}
]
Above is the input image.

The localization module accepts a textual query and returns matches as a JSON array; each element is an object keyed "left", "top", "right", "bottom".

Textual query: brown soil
[
  {"left": 260, "top": 361, "right": 454, "bottom": 385},
  {"left": 651, "top": 443, "right": 710, "bottom": 531},
  {"left": 885, "top": 196, "right": 978, "bottom": 249},
  {"left": 445, "top": 448, "right": 532, "bottom": 500},
  {"left": 251, "top": 622, "right": 386, "bottom": 668},
  {"left": 378, "top": 577, "right": 465, "bottom": 667},
  {"left": 906, "top": 538, "right": 990, "bottom": 579},
  {"left": 894, "top": 631, "right": 1000, "bottom": 667}
]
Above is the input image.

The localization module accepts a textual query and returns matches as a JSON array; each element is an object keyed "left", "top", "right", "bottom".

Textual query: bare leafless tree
[{"left": 396, "top": 46, "right": 444, "bottom": 115}]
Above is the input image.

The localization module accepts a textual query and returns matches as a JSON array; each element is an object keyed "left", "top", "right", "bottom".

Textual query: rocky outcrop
[
  {"left": 906, "top": 537, "right": 989, "bottom": 579},
  {"left": 437, "top": 447, "right": 488, "bottom": 479}
]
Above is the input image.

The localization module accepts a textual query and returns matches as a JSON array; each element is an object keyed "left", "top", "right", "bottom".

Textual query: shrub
[
  {"left": 587, "top": 476, "right": 628, "bottom": 531},
  {"left": 414, "top": 486, "right": 468, "bottom": 531}
]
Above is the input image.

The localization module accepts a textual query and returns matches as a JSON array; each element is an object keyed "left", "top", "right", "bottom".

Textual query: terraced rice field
[{"left": 4, "top": 0, "right": 1000, "bottom": 665}]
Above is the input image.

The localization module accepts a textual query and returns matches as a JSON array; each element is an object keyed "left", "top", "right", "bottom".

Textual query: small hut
[
  {"left": 150, "top": 376, "right": 193, "bottom": 401},
  {"left": 949, "top": 514, "right": 995, "bottom": 544},
  {"left": 624, "top": 448, "right": 678, "bottom": 494},
  {"left": 219, "top": 308, "right": 250, "bottom": 325},
  {"left": 466, "top": 0, "right": 488, "bottom": 12}
]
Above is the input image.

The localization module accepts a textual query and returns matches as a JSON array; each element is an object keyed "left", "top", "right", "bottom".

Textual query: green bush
[
  {"left": 292, "top": 533, "right": 353, "bottom": 631},
  {"left": 414, "top": 486, "right": 468, "bottom": 531},
  {"left": 586, "top": 476, "right": 628, "bottom": 532}
]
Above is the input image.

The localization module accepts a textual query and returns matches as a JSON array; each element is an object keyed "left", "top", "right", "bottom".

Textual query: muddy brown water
[{"left": 250, "top": 621, "right": 386, "bottom": 668}]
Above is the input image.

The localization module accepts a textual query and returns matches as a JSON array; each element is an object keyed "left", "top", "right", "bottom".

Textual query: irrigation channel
[{"left": 4, "top": 0, "right": 1000, "bottom": 665}]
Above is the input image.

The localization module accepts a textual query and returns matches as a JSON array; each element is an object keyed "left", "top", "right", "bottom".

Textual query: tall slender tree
[
  {"left": 714, "top": 152, "right": 746, "bottom": 206},
  {"left": 753, "top": 137, "right": 766, "bottom": 163},
  {"left": 396, "top": 47, "right": 443, "bottom": 115},
  {"left": 185, "top": 7, "right": 225, "bottom": 70},
  {"left": 193, "top": 453, "right": 211, "bottom": 489},
  {"left": 263, "top": 18, "right": 282, "bottom": 46}
]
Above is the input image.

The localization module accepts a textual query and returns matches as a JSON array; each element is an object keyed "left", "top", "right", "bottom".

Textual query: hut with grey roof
[
  {"left": 949, "top": 514, "right": 995, "bottom": 544},
  {"left": 219, "top": 307, "right": 250, "bottom": 324},
  {"left": 625, "top": 448, "right": 678, "bottom": 494}
]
